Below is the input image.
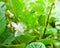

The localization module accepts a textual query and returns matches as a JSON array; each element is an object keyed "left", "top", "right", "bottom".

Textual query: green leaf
[
  {"left": 38, "top": 39, "right": 59, "bottom": 45},
  {"left": 26, "top": 42, "right": 46, "bottom": 48},
  {"left": 54, "top": 42, "right": 60, "bottom": 48},
  {"left": 0, "top": 28, "right": 15, "bottom": 44},
  {"left": 38, "top": 15, "right": 47, "bottom": 27},
  {"left": 3, "top": 34, "right": 15, "bottom": 44},
  {"left": 8, "top": 0, "right": 24, "bottom": 19},
  {"left": 32, "top": 0, "right": 44, "bottom": 15},
  {"left": 10, "top": 43, "right": 26, "bottom": 48},
  {"left": 48, "top": 0, "right": 52, "bottom": 3},
  {"left": 0, "top": 43, "right": 26, "bottom": 48},
  {"left": 17, "top": 33, "right": 36, "bottom": 44},
  {"left": 0, "top": 2, "right": 6, "bottom": 35},
  {"left": 8, "top": 0, "right": 45, "bottom": 28},
  {"left": 38, "top": 39, "right": 52, "bottom": 45},
  {"left": 24, "top": 12, "right": 38, "bottom": 28},
  {"left": 49, "top": 17, "right": 56, "bottom": 23},
  {"left": 46, "top": 25, "right": 57, "bottom": 35}
]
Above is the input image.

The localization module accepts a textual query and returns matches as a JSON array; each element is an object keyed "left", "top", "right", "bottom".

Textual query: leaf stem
[
  {"left": 0, "top": 44, "right": 21, "bottom": 47},
  {"left": 42, "top": 1, "right": 54, "bottom": 39}
]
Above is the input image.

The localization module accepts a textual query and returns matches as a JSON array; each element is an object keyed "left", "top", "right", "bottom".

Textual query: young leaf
[
  {"left": 0, "top": 28, "right": 15, "bottom": 44},
  {"left": 38, "top": 15, "right": 47, "bottom": 27},
  {"left": 26, "top": 42, "right": 46, "bottom": 48},
  {"left": 0, "top": 2, "right": 6, "bottom": 35},
  {"left": 16, "top": 33, "right": 36, "bottom": 44}
]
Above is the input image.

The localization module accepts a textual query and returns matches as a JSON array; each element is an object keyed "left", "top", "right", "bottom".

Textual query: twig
[
  {"left": 0, "top": 44, "right": 21, "bottom": 47},
  {"left": 42, "top": 0, "right": 54, "bottom": 39}
]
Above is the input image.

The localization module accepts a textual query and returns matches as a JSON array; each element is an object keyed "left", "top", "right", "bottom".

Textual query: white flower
[
  {"left": 7, "top": 10, "right": 14, "bottom": 17},
  {"left": 11, "top": 22, "right": 26, "bottom": 37},
  {"left": 11, "top": 22, "right": 25, "bottom": 32},
  {"left": 15, "top": 31, "right": 24, "bottom": 37}
]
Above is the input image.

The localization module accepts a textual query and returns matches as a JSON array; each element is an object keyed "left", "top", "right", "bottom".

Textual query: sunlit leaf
[
  {"left": 0, "top": 2, "right": 6, "bottom": 35},
  {"left": 26, "top": 42, "right": 46, "bottom": 48}
]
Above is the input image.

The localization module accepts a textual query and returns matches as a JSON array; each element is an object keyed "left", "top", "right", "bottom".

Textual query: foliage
[{"left": 0, "top": 0, "right": 60, "bottom": 48}]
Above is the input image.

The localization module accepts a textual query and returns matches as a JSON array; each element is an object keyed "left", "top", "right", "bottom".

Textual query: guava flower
[
  {"left": 11, "top": 22, "right": 25, "bottom": 32},
  {"left": 11, "top": 22, "right": 26, "bottom": 37},
  {"left": 7, "top": 10, "right": 14, "bottom": 17},
  {"left": 8, "top": 21, "right": 26, "bottom": 37}
]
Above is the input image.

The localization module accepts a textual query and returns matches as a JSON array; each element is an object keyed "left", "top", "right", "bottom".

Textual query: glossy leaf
[
  {"left": 0, "top": 2, "right": 6, "bottom": 35},
  {"left": 17, "top": 33, "right": 36, "bottom": 44},
  {"left": 26, "top": 42, "right": 46, "bottom": 48}
]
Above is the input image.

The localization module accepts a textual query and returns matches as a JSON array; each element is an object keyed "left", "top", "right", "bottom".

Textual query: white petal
[
  {"left": 10, "top": 13, "right": 14, "bottom": 17},
  {"left": 7, "top": 10, "right": 14, "bottom": 17},
  {"left": 15, "top": 31, "right": 24, "bottom": 37},
  {"left": 11, "top": 22, "right": 17, "bottom": 28}
]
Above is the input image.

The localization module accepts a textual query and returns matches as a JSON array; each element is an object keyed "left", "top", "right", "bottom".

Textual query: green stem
[
  {"left": 0, "top": 44, "right": 21, "bottom": 47},
  {"left": 42, "top": 2, "right": 54, "bottom": 39}
]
